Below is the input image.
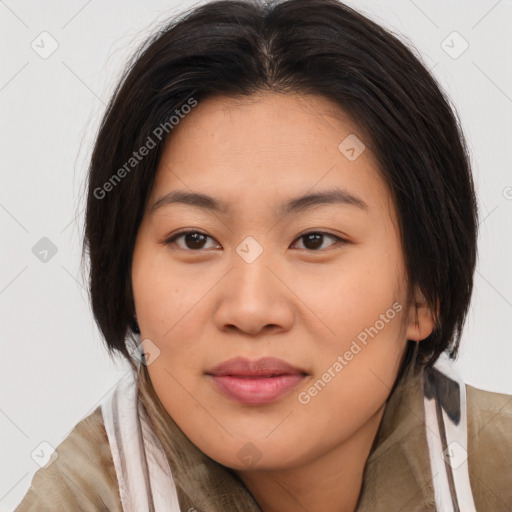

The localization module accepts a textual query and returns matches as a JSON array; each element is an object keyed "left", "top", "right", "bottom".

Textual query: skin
[{"left": 131, "top": 91, "right": 435, "bottom": 512}]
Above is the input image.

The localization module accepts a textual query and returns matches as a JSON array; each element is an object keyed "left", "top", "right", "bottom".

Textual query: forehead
[{"left": 150, "top": 91, "right": 387, "bottom": 212}]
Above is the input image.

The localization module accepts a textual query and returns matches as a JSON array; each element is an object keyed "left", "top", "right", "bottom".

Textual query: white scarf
[{"left": 101, "top": 369, "right": 181, "bottom": 511}]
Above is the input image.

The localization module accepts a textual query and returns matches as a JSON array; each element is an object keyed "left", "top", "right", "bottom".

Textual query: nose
[{"left": 213, "top": 250, "right": 295, "bottom": 337}]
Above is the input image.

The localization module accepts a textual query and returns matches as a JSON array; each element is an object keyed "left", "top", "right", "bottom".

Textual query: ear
[{"left": 405, "top": 286, "right": 436, "bottom": 341}]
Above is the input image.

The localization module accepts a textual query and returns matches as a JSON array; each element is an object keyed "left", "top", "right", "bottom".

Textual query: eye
[
  {"left": 163, "top": 230, "right": 346, "bottom": 252},
  {"left": 291, "top": 231, "right": 346, "bottom": 251},
  {"left": 164, "top": 230, "right": 220, "bottom": 251}
]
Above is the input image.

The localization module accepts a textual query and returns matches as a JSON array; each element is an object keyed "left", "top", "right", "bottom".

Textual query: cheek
[
  {"left": 132, "top": 242, "right": 208, "bottom": 340},
  {"left": 293, "top": 242, "right": 406, "bottom": 351},
  {"left": 286, "top": 339, "right": 402, "bottom": 457}
]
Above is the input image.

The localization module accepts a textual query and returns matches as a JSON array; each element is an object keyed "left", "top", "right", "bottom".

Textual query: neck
[{"left": 235, "top": 404, "right": 386, "bottom": 512}]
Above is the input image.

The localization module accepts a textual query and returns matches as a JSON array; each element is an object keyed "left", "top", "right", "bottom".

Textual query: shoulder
[
  {"left": 466, "top": 383, "right": 512, "bottom": 444},
  {"left": 15, "top": 406, "right": 122, "bottom": 512},
  {"left": 465, "top": 383, "right": 512, "bottom": 509}
]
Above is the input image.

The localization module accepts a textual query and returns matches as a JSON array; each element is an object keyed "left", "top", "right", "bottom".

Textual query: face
[{"left": 131, "top": 91, "right": 433, "bottom": 472}]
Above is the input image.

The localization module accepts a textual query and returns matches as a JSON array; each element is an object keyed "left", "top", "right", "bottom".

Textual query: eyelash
[{"left": 163, "top": 230, "right": 347, "bottom": 252}]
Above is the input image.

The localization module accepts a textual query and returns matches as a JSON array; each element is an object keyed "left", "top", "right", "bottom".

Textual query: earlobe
[{"left": 405, "top": 288, "right": 436, "bottom": 341}]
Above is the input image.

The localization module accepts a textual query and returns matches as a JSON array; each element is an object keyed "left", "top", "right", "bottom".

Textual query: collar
[{"left": 355, "top": 367, "right": 437, "bottom": 511}]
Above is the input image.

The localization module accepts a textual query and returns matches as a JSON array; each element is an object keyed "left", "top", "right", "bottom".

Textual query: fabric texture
[
  {"left": 100, "top": 370, "right": 182, "bottom": 511},
  {"left": 14, "top": 363, "right": 512, "bottom": 511},
  {"left": 14, "top": 405, "right": 122, "bottom": 511}
]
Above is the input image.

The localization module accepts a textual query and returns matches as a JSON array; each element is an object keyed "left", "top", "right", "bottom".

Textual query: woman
[{"left": 15, "top": 0, "right": 512, "bottom": 510}]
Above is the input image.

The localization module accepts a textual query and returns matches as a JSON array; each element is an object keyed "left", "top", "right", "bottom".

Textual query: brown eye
[
  {"left": 183, "top": 232, "right": 208, "bottom": 249},
  {"left": 165, "top": 231, "right": 219, "bottom": 250},
  {"left": 292, "top": 232, "right": 345, "bottom": 251}
]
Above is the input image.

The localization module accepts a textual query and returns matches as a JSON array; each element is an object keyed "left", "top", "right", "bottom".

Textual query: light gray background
[{"left": 1, "top": 0, "right": 511, "bottom": 510}]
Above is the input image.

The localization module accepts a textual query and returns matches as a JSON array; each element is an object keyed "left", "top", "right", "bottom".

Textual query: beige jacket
[{"left": 15, "top": 363, "right": 512, "bottom": 511}]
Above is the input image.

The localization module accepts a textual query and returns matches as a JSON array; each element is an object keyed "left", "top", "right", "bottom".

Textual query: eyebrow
[{"left": 150, "top": 187, "right": 368, "bottom": 216}]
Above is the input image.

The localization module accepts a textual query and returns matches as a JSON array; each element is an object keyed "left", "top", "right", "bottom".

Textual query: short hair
[{"left": 81, "top": 0, "right": 478, "bottom": 372}]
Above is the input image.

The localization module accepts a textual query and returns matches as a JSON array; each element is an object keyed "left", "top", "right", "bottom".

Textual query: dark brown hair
[{"left": 81, "top": 0, "right": 478, "bottom": 373}]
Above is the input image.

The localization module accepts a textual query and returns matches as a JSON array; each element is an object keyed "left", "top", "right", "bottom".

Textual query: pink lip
[{"left": 206, "top": 357, "right": 308, "bottom": 405}]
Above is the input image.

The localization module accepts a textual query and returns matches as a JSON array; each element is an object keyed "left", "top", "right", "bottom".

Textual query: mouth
[{"left": 205, "top": 357, "right": 308, "bottom": 406}]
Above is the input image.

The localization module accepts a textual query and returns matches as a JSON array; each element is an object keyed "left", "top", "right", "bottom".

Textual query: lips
[{"left": 205, "top": 357, "right": 308, "bottom": 405}]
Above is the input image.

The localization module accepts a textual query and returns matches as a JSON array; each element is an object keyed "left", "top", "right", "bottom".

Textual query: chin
[{"left": 201, "top": 437, "right": 311, "bottom": 472}]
